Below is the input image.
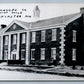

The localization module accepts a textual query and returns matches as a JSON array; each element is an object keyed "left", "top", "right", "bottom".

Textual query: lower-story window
[
  {"left": 31, "top": 49, "right": 35, "bottom": 60},
  {"left": 51, "top": 48, "right": 56, "bottom": 60},
  {"left": 21, "top": 49, "right": 25, "bottom": 60},
  {"left": 4, "top": 50, "right": 8, "bottom": 60},
  {"left": 41, "top": 48, "right": 45, "bottom": 60},
  {"left": 72, "top": 48, "right": 76, "bottom": 61}
]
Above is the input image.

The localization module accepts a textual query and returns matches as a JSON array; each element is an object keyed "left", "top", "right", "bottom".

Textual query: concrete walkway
[{"left": 0, "top": 64, "right": 84, "bottom": 78}]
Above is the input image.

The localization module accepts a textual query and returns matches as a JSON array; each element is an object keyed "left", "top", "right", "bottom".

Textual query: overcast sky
[{"left": 0, "top": 3, "right": 84, "bottom": 25}]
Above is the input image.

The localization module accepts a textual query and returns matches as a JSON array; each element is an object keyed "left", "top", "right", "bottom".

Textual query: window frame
[
  {"left": 31, "top": 49, "right": 35, "bottom": 60},
  {"left": 21, "top": 49, "right": 26, "bottom": 60},
  {"left": 72, "top": 30, "right": 77, "bottom": 42},
  {"left": 51, "top": 48, "right": 56, "bottom": 60},
  {"left": 21, "top": 33, "right": 26, "bottom": 44},
  {"left": 4, "top": 36, "right": 9, "bottom": 45},
  {"left": 13, "top": 34, "right": 17, "bottom": 45},
  {"left": 52, "top": 29, "right": 57, "bottom": 41},
  {"left": 31, "top": 32, "right": 36, "bottom": 43},
  {"left": 40, "top": 48, "right": 45, "bottom": 60},
  {"left": 41, "top": 30, "right": 45, "bottom": 42},
  {"left": 72, "top": 48, "right": 76, "bottom": 61}
]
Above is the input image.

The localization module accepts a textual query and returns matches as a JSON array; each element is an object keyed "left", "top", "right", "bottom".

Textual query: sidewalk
[{"left": 0, "top": 64, "right": 84, "bottom": 78}]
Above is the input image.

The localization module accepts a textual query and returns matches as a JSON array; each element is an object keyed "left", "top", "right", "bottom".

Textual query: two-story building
[{"left": 0, "top": 6, "right": 84, "bottom": 66}]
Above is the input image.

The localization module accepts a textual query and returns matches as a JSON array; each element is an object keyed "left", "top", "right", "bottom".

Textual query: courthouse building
[{"left": 0, "top": 6, "right": 84, "bottom": 66}]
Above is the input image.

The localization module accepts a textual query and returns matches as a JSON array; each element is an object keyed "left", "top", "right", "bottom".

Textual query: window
[
  {"left": 13, "top": 34, "right": 17, "bottom": 44},
  {"left": 41, "top": 48, "right": 45, "bottom": 60},
  {"left": 22, "top": 33, "right": 26, "bottom": 44},
  {"left": 4, "top": 50, "right": 8, "bottom": 60},
  {"left": 41, "top": 30, "right": 45, "bottom": 42},
  {"left": 52, "top": 29, "right": 57, "bottom": 41},
  {"left": 51, "top": 48, "right": 56, "bottom": 60},
  {"left": 73, "top": 30, "right": 76, "bottom": 42},
  {"left": 72, "top": 49, "right": 76, "bottom": 61},
  {"left": 21, "top": 49, "right": 25, "bottom": 60},
  {"left": 31, "top": 32, "right": 36, "bottom": 43},
  {"left": 31, "top": 49, "right": 35, "bottom": 60},
  {"left": 4, "top": 36, "right": 9, "bottom": 45}
]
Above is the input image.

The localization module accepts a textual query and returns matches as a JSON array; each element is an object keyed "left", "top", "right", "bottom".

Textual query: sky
[{"left": 0, "top": 3, "right": 84, "bottom": 26}]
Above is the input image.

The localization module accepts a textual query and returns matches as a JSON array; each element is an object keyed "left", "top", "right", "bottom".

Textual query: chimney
[
  {"left": 1, "top": 24, "right": 7, "bottom": 29},
  {"left": 80, "top": 7, "right": 84, "bottom": 14},
  {"left": 33, "top": 5, "right": 40, "bottom": 18}
]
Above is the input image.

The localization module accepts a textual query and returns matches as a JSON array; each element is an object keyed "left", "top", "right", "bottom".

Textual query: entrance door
[
  {"left": 12, "top": 54, "right": 16, "bottom": 60},
  {"left": 51, "top": 48, "right": 56, "bottom": 65},
  {"left": 11, "top": 49, "right": 17, "bottom": 60}
]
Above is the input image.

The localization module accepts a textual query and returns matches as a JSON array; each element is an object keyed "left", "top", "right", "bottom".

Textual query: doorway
[{"left": 11, "top": 49, "right": 17, "bottom": 60}]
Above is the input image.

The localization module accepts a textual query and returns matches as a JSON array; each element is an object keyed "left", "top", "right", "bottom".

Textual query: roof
[
  {"left": 0, "top": 12, "right": 82, "bottom": 34},
  {"left": 16, "top": 13, "right": 81, "bottom": 28},
  {"left": 32, "top": 13, "right": 81, "bottom": 28}
]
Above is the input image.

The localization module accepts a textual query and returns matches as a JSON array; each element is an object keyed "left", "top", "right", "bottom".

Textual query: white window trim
[
  {"left": 52, "top": 29, "right": 57, "bottom": 41},
  {"left": 72, "top": 48, "right": 76, "bottom": 61},
  {"left": 22, "top": 33, "right": 26, "bottom": 44},
  {"left": 41, "top": 30, "right": 45, "bottom": 42},
  {"left": 72, "top": 30, "right": 77, "bottom": 42},
  {"left": 13, "top": 34, "right": 17, "bottom": 45},
  {"left": 40, "top": 48, "right": 45, "bottom": 60},
  {"left": 51, "top": 48, "right": 56, "bottom": 60},
  {"left": 31, "top": 32, "right": 36, "bottom": 43},
  {"left": 31, "top": 49, "right": 35, "bottom": 60},
  {"left": 4, "top": 36, "right": 9, "bottom": 45}
]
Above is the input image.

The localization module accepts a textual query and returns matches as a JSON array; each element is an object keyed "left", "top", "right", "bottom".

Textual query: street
[{"left": 0, "top": 70, "right": 83, "bottom": 80}]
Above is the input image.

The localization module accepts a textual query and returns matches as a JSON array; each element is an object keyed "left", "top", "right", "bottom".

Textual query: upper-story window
[
  {"left": 51, "top": 48, "right": 56, "bottom": 60},
  {"left": 72, "top": 30, "right": 76, "bottom": 42},
  {"left": 72, "top": 48, "right": 76, "bottom": 61},
  {"left": 13, "top": 34, "right": 17, "bottom": 44},
  {"left": 22, "top": 33, "right": 26, "bottom": 44},
  {"left": 4, "top": 36, "right": 9, "bottom": 45},
  {"left": 31, "top": 32, "right": 36, "bottom": 43},
  {"left": 41, "top": 30, "right": 45, "bottom": 42},
  {"left": 52, "top": 29, "right": 57, "bottom": 41},
  {"left": 40, "top": 48, "right": 45, "bottom": 60}
]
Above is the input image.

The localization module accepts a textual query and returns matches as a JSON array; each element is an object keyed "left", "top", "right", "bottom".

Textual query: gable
[{"left": 6, "top": 23, "right": 24, "bottom": 32}]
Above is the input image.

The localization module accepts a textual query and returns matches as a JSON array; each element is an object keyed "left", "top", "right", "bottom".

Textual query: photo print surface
[{"left": 0, "top": 3, "right": 83, "bottom": 81}]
